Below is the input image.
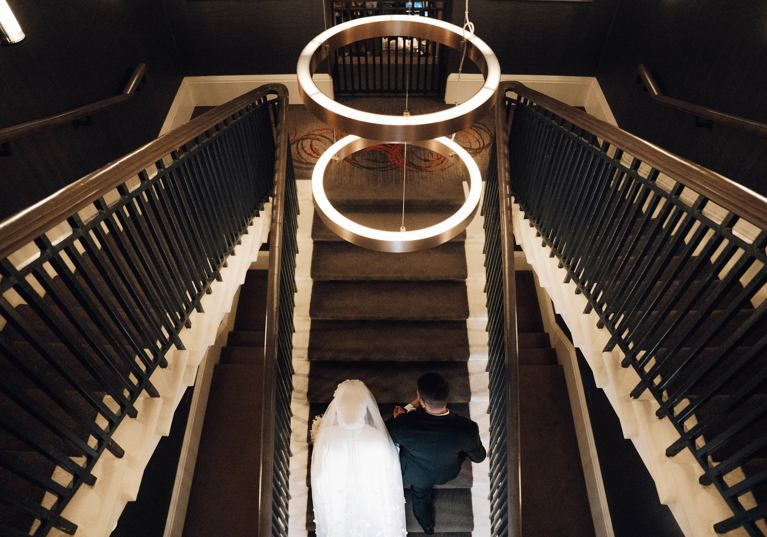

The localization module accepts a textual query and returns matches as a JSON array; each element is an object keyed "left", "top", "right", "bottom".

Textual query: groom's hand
[{"left": 393, "top": 405, "right": 406, "bottom": 418}]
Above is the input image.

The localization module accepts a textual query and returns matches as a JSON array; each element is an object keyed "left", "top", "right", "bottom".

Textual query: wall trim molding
[{"left": 160, "top": 72, "right": 617, "bottom": 137}]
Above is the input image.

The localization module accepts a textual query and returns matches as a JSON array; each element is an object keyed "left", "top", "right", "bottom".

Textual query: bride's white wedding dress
[{"left": 311, "top": 379, "right": 407, "bottom": 537}]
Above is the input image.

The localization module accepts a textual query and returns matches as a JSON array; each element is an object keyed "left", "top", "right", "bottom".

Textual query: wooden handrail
[
  {"left": 0, "top": 63, "right": 147, "bottom": 144},
  {"left": 0, "top": 83, "right": 287, "bottom": 259},
  {"left": 637, "top": 64, "right": 767, "bottom": 137},
  {"left": 495, "top": 83, "right": 522, "bottom": 537},
  {"left": 503, "top": 81, "right": 767, "bottom": 231},
  {"left": 260, "top": 84, "right": 291, "bottom": 537}
]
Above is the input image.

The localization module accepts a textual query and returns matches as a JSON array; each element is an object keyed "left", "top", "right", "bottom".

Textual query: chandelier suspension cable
[
  {"left": 452, "top": 0, "right": 474, "bottom": 141},
  {"left": 401, "top": 22, "right": 412, "bottom": 232}
]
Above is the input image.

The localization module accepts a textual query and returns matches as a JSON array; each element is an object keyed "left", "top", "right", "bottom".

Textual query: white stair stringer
[
  {"left": 287, "top": 180, "right": 314, "bottom": 537},
  {"left": 465, "top": 196, "right": 491, "bottom": 537},
  {"left": 47, "top": 205, "right": 273, "bottom": 537},
  {"left": 511, "top": 199, "right": 747, "bottom": 537}
]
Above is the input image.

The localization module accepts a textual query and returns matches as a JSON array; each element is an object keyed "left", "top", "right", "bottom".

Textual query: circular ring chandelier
[
  {"left": 299, "top": 14, "right": 498, "bottom": 252},
  {"left": 312, "top": 135, "right": 482, "bottom": 253},
  {"left": 297, "top": 14, "right": 501, "bottom": 142}
]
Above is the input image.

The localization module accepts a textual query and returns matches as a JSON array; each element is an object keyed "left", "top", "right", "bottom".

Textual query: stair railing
[
  {"left": 260, "top": 91, "right": 298, "bottom": 537},
  {"left": 0, "top": 84, "right": 291, "bottom": 537},
  {"left": 497, "top": 80, "right": 767, "bottom": 536},
  {"left": 484, "top": 87, "right": 522, "bottom": 536},
  {"left": 0, "top": 64, "right": 147, "bottom": 145}
]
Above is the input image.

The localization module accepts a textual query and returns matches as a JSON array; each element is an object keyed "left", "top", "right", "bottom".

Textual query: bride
[{"left": 311, "top": 379, "right": 407, "bottom": 537}]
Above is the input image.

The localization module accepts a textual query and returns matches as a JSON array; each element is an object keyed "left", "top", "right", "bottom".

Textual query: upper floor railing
[
  {"left": 497, "top": 80, "right": 767, "bottom": 536},
  {"left": 0, "top": 84, "right": 293, "bottom": 537},
  {"left": 0, "top": 64, "right": 147, "bottom": 145}
]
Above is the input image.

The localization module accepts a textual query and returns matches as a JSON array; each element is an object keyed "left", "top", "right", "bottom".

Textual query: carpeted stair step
[
  {"left": 311, "top": 241, "right": 467, "bottom": 281},
  {"left": 630, "top": 308, "right": 757, "bottom": 347},
  {"left": 0, "top": 450, "right": 57, "bottom": 534},
  {"left": 404, "top": 488, "right": 474, "bottom": 533},
  {"left": 233, "top": 270, "right": 268, "bottom": 331},
  {"left": 515, "top": 271, "right": 544, "bottom": 333},
  {"left": 226, "top": 330, "right": 265, "bottom": 348},
  {"left": 691, "top": 394, "right": 767, "bottom": 462},
  {"left": 1, "top": 340, "right": 137, "bottom": 392},
  {"left": 322, "top": 160, "right": 467, "bottom": 206},
  {"left": 307, "top": 361, "right": 470, "bottom": 404},
  {"left": 219, "top": 346, "right": 263, "bottom": 365},
  {"left": 519, "top": 346, "right": 557, "bottom": 366},
  {"left": 653, "top": 345, "right": 762, "bottom": 396},
  {"left": 310, "top": 281, "right": 469, "bottom": 321},
  {"left": 0, "top": 388, "right": 100, "bottom": 453},
  {"left": 182, "top": 363, "right": 264, "bottom": 537},
  {"left": 518, "top": 331, "right": 551, "bottom": 348},
  {"left": 311, "top": 211, "right": 466, "bottom": 242},
  {"left": 308, "top": 320, "right": 469, "bottom": 362},
  {"left": 519, "top": 364, "right": 596, "bottom": 537}
]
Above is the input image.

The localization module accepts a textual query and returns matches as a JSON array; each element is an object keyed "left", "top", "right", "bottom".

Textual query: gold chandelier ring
[
  {"left": 312, "top": 135, "right": 482, "bottom": 253},
  {"left": 297, "top": 14, "right": 500, "bottom": 142}
]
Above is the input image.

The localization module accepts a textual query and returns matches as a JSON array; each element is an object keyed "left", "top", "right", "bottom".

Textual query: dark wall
[
  {"left": 170, "top": 0, "right": 618, "bottom": 76},
  {"left": 0, "top": 0, "right": 183, "bottom": 220},
  {"left": 596, "top": 0, "right": 767, "bottom": 196}
]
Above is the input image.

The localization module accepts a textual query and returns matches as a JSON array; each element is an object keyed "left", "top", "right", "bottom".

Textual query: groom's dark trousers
[{"left": 387, "top": 409, "right": 486, "bottom": 530}]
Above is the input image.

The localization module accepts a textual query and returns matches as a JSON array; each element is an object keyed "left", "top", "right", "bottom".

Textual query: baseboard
[
  {"left": 159, "top": 74, "right": 334, "bottom": 135},
  {"left": 160, "top": 72, "right": 617, "bottom": 138},
  {"left": 444, "top": 73, "right": 618, "bottom": 126}
]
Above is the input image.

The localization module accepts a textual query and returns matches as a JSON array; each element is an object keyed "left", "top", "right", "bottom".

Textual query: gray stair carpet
[
  {"left": 182, "top": 269, "right": 268, "bottom": 537},
  {"left": 305, "top": 117, "right": 476, "bottom": 536},
  {"left": 515, "top": 271, "right": 597, "bottom": 537}
]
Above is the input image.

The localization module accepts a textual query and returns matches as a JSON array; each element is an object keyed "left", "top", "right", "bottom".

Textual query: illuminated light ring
[
  {"left": 312, "top": 135, "right": 482, "bottom": 253},
  {"left": 297, "top": 15, "right": 500, "bottom": 142}
]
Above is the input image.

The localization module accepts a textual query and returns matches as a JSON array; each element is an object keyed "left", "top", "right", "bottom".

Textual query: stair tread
[
  {"left": 233, "top": 270, "right": 268, "bottom": 331},
  {"left": 308, "top": 320, "right": 469, "bottom": 362},
  {"left": 310, "top": 281, "right": 469, "bottom": 321},
  {"left": 519, "top": 364, "right": 596, "bottom": 537},
  {"left": 312, "top": 211, "right": 466, "bottom": 242},
  {"left": 518, "top": 331, "right": 550, "bottom": 348},
  {"left": 519, "top": 346, "right": 557, "bottom": 366},
  {"left": 0, "top": 388, "right": 100, "bottom": 453},
  {"left": 405, "top": 488, "right": 474, "bottom": 533},
  {"left": 219, "top": 346, "right": 263, "bottom": 365},
  {"left": 308, "top": 362, "right": 471, "bottom": 404},
  {"left": 226, "top": 330, "right": 265, "bottom": 348},
  {"left": 183, "top": 363, "right": 264, "bottom": 537},
  {"left": 311, "top": 241, "right": 467, "bottom": 281}
]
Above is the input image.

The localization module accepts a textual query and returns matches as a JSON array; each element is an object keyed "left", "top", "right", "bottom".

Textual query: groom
[{"left": 386, "top": 372, "right": 486, "bottom": 534}]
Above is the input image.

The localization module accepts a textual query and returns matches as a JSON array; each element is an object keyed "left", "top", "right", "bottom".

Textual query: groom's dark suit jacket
[{"left": 387, "top": 409, "right": 486, "bottom": 488}]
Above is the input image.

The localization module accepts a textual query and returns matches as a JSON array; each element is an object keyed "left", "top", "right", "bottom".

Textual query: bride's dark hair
[{"left": 417, "top": 372, "right": 449, "bottom": 406}]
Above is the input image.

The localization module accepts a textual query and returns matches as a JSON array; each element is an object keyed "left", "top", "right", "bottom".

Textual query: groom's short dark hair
[{"left": 417, "top": 372, "right": 449, "bottom": 406}]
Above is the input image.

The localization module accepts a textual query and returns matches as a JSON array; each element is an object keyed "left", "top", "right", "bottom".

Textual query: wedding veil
[{"left": 311, "top": 379, "right": 407, "bottom": 537}]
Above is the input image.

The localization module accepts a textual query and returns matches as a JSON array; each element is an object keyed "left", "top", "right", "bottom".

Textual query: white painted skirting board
[
  {"left": 445, "top": 73, "right": 618, "bottom": 126},
  {"left": 511, "top": 201, "right": 747, "bottom": 537},
  {"left": 48, "top": 208, "right": 272, "bottom": 537},
  {"left": 160, "top": 72, "right": 616, "bottom": 138},
  {"left": 159, "top": 74, "right": 334, "bottom": 135}
]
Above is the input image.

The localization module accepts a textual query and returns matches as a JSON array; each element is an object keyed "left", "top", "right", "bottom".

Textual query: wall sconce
[{"left": 0, "top": 0, "right": 25, "bottom": 44}]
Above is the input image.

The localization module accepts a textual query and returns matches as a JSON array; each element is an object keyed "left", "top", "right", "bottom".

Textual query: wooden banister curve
[
  {"left": 0, "top": 84, "right": 287, "bottom": 259},
  {"left": 503, "top": 81, "right": 767, "bottom": 231},
  {"left": 0, "top": 63, "right": 147, "bottom": 144},
  {"left": 637, "top": 64, "right": 767, "bottom": 137}
]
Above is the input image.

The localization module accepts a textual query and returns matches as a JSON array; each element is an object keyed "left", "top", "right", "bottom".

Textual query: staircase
[
  {"left": 305, "top": 142, "right": 477, "bottom": 536},
  {"left": 182, "top": 269, "right": 268, "bottom": 537},
  {"left": 515, "top": 270, "right": 596, "bottom": 537}
]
